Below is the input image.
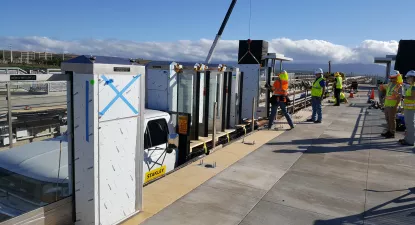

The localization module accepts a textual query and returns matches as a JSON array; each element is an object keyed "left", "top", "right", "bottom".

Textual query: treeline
[
  {"left": 0, "top": 56, "right": 64, "bottom": 66},
  {"left": 31, "top": 57, "right": 64, "bottom": 66}
]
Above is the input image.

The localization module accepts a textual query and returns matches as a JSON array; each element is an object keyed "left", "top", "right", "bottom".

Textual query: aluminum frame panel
[
  {"left": 238, "top": 64, "right": 260, "bottom": 119},
  {"left": 70, "top": 62, "right": 145, "bottom": 225},
  {"left": 229, "top": 68, "right": 240, "bottom": 127}
]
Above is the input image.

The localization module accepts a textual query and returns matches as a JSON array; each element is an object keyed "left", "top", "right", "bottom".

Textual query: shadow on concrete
[
  {"left": 272, "top": 142, "right": 414, "bottom": 155},
  {"left": 269, "top": 103, "right": 414, "bottom": 154},
  {"left": 313, "top": 187, "right": 415, "bottom": 225}
]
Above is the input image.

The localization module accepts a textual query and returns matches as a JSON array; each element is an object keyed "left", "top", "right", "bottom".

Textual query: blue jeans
[
  {"left": 268, "top": 101, "right": 294, "bottom": 128},
  {"left": 311, "top": 97, "right": 322, "bottom": 121}
]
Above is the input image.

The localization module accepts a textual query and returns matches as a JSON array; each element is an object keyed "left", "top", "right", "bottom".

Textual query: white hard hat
[
  {"left": 406, "top": 70, "right": 415, "bottom": 77},
  {"left": 314, "top": 68, "right": 323, "bottom": 74}
]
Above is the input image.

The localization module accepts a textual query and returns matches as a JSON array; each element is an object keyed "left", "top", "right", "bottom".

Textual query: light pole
[{"left": 9, "top": 44, "right": 13, "bottom": 63}]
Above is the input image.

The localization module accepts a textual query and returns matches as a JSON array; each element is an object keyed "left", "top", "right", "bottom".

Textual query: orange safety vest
[{"left": 273, "top": 79, "right": 288, "bottom": 96}]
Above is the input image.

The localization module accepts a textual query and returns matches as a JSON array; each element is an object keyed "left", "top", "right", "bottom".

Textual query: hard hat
[
  {"left": 406, "top": 70, "right": 415, "bottom": 77},
  {"left": 397, "top": 74, "right": 403, "bottom": 84},
  {"left": 279, "top": 70, "right": 288, "bottom": 75},
  {"left": 278, "top": 70, "right": 289, "bottom": 80},
  {"left": 314, "top": 68, "right": 323, "bottom": 74},
  {"left": 389, "top": 70, "right": 400, "bottom": 79},
  {"left": 334, "top": 72, "right": 340, "bottom": 77}
]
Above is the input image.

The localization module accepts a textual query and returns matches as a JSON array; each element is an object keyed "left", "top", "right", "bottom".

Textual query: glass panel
[
  {"left": 207, "top": 73, "right": 223, "bottom": 133},
  {"left": 0, "top": 78, "right": 70, "bottom": 222},
  {"left": 208, "top": 74, "right": 217, "bottom": 120},
  {"left": 177, "top": 72, "right": 194, "bottom": 115}
]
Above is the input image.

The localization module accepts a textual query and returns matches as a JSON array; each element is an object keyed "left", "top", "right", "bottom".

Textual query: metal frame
[
  {"left": 0, "top": 73, "right": 75, "bottom": 223},
  {"left": 221, "top": 72, "right": 228, "bottom": 132},
  {"left": 192, "top": 72, "right": 201, "bottom": 140},
  {"left": 66, "top": 72, "right": 76, "bottom": 222},
  {"left": 203, "top": 71, "right": 211, "bottom": 137},
  {"left": 266, "top": 64, "right": 272, "bottom": 118},
  {"left": 226, "top": 71, "right": 232, "bottom": 129},
  {"left": 374, "top": 56, "right": 394, "bottom": 83},
  {"left": 238, "top": 72, "right": 244, "bottom": 124}
]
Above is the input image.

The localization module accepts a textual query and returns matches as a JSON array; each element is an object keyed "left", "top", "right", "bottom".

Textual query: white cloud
[{"left": 0, "top": 36, "right": 398, "bottom": 64}]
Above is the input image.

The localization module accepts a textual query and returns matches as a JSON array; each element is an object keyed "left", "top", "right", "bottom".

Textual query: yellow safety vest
[
  {"left": 384, "top": 83, "right": 401, "bottom": 107},
  {"left": 311, "top": 77, "right": 325, "bottom": 97},
  {"left": 404, "top": 85, "right": 415, "bottom": 110},
  {"left": 333, "top": 92, "right": 346, "bottom": 104},
  {"left": 336, "top": 77, "right": 343, "bottom": 89}
]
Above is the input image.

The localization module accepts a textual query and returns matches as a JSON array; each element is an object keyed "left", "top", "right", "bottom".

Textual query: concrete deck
[{"left": 128, "top": 89, "right": 415, "bottom": 225}]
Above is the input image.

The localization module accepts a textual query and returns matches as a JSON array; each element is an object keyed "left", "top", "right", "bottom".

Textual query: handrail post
[{"left": 251, "top": 97, "right": 256, "bottom": 132}]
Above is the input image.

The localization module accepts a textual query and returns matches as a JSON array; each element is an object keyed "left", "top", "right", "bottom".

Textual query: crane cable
[
  {"left": 238, "top": 0, "right": 260, "bottom": 64},
  {"left": 249, "top": 0, "right": 252, "bottom": 38}
]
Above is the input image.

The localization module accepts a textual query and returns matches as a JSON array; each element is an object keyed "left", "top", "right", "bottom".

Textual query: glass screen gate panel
[
  {"left": 177, "top": 73, "right": 194, "bottom": 115},
  {"left": 177, "top": 71, "right": 203, "bottom": 140},
  {"left": 0, "top": 74, "right": 72, "bottom": 224},
  {"left": 208, "top": 72, "right": 223, "bottom": 133}
]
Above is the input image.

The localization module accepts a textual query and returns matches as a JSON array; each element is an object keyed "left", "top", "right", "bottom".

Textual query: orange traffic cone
[
  {"left": 370, "top": 88, "right": 375, "bottom": 100},
  {"left": 349, "top": 91, "right": 354, "bottom": 98}
]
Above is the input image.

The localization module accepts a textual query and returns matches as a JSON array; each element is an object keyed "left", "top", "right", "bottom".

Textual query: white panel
[
  {"left": 73, "top": 73, "right": 98, "bottom": 225},
  {"left": 147, "top": 69, "right": 168, "bottom": 91},
  {"left": 98, "top": 74, "right": 141, "bottom": 122},
  {"left": 146, "top": 66, "right": 178, "bottom": 112},
  {"left": 98, "top": 117, "right": 137, "bottom": 225},
  {"left": 70, "top": 62, "right": 145, "bottom": 225},
  {"left": 147, "top": 90, "right": 168, "bottom": 111},
  {"left": 239, "top": 64, "right": 260, "bottom": 119},
  {"left": 97, "top": 74, "right": 142, "bottom": 225}
]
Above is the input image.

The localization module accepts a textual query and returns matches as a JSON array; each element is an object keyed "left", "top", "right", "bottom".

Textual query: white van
[
  {"left": 0, "top": 109, "right": 178, "bottom": 218},
  {"left": 143, "top": 109, "right": 178, "bottom": 183}
]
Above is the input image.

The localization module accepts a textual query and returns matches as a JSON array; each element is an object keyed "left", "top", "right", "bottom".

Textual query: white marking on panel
[{"left": 98, "top": 117, "right": 137, "bottom": 225}]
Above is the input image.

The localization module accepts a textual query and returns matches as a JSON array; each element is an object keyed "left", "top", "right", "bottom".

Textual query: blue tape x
[{"left": 99, "top": 74, "right": 141, "bottom": 116}]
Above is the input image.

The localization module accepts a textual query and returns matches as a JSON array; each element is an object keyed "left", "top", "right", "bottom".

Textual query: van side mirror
[{"left": 166, "top": 133, "right": 179, "bottom": 154}]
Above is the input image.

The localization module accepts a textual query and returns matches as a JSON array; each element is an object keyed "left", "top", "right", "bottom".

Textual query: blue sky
[
  {"left": 0, "top": 0, "right": 410, "bottom": 64},
  {"left": 1, "top": 0, "right": 413, "bottom": 45}
]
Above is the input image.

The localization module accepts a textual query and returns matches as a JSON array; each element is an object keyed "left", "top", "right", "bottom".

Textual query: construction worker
[
  {"left": 382, "top": 71, "right": 403, "bottom": 138},
  {"left": 333, "top": 72, "right": 343, "bottom": 106},
  {"left": 307, "top": 68, "right": 326, "bottom": 123},
  {"left": 333, "top": 91, "right": 348, "bottom": 104},
  {"left": 266, "top": 70, "right": 294, "bottom": 130},
  {"left": 399, "top": 70, "right": 415, "bottom": 146}
]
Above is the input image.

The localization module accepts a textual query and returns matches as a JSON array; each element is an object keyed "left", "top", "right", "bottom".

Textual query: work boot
[
  {"left": 306, "top": 119, "right": 314, "bottom": 122},
  {"left": 384, "top": 132, "right": 395, "bottom": 139},
  {"left": 314, "top": 120, "right": 322, "bottom": 124},
  {"left": 381, "top": 131, "right": 388, "bottom": 137}
]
